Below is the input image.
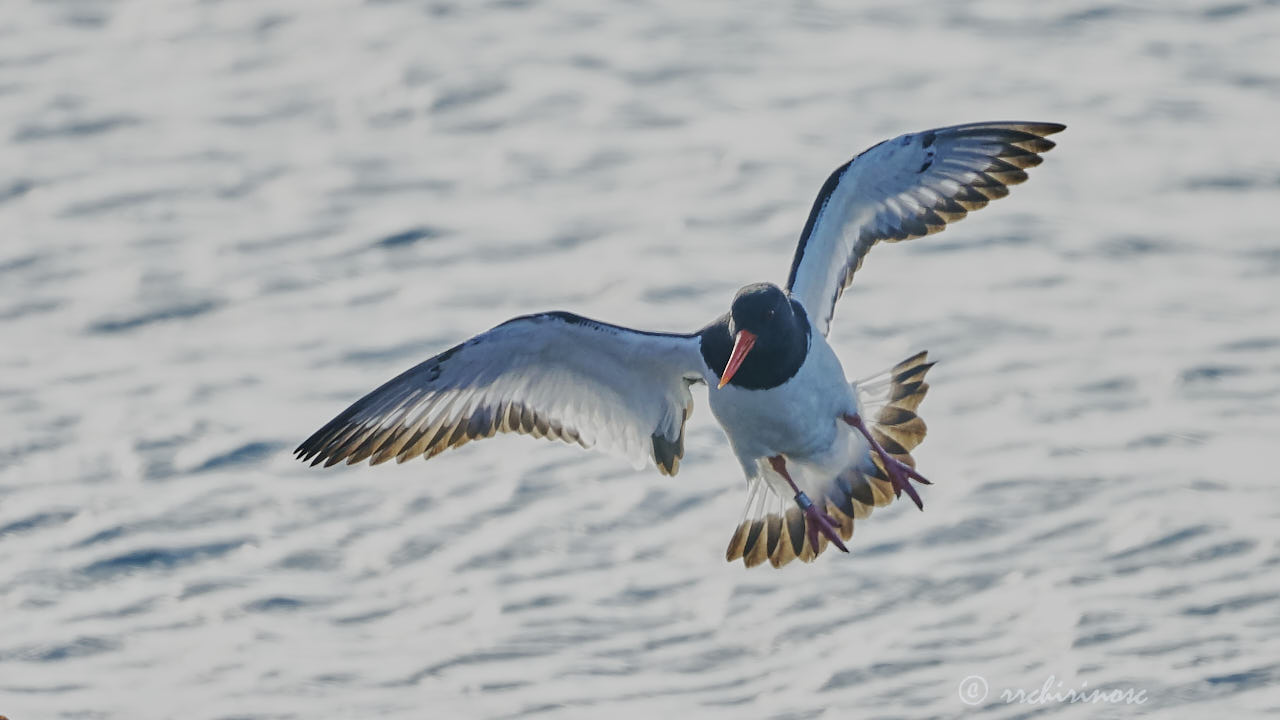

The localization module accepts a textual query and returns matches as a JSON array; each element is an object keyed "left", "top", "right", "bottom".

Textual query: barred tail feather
[
  {"left": 863, "top": 350, "right": 933, "bottom": 466},
  {"left": 725, "top": 351, "right": 934, "bottom": 569}
]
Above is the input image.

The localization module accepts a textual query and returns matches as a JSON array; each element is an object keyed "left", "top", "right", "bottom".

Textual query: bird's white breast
[{"left": 708, "top": 332, "right": 858, "bottom": 473}]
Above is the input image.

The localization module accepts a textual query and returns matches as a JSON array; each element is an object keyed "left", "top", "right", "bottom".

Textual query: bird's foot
[
  {"left": 794, "top": 491, "right": 848, "bottom": 553},
  {"left": 842, "top": 413, "right": 931, "bottom": 511}
]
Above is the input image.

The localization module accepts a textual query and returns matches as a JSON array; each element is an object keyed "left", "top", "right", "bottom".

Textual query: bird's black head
[
  {"left": 701, "top": 282, "right": 809, "bottom": 390},
  {"left": 728, "top": 282, "right": 794, "bottom": 336}
]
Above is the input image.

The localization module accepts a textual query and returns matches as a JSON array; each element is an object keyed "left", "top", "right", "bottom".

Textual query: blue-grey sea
[{"left": 2, "top": 1, "right": 1278, "bottom": 718}]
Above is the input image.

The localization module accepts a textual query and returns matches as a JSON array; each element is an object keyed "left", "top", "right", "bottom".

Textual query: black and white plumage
[
  {"left": 787, "top": 121, "right": 1065, "bottom": 335},
  {"left": 297, "top": 312, "right": 705, "bottom": 475},
  {"left": 297, "top": 120, "right": 1065, "bottom": 569}
]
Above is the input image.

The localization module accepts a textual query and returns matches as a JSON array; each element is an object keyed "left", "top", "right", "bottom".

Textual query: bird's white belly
[{"left": 708, "top": 336, "right": 858, "bottom": 471}]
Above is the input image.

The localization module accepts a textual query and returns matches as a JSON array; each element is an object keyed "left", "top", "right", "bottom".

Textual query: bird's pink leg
[
  {"left": 842, "top": 413, "right": 930, "bottom": 511},
  {"left": 768, "top": 455, "right": 848, "bottom": 554}
]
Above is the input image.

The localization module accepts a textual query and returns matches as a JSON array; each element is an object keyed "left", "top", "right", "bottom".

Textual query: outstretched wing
[
  {"left": 296, "top": 312, "right": 712, "bottom": 475},
  {"left": 786, "top": 121, "right": 1065, "bottom": 335}
]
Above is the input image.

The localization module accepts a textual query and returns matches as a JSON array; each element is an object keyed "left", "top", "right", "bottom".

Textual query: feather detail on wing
[
  {"left": 786, "top": 121, "right": 1065, "bottom": 335},
  {"left": 295, "top": 312, "right": 710, "bottom": 475},
  {"left": 725, "top": 352, "right": 935, "bottom": 568}
]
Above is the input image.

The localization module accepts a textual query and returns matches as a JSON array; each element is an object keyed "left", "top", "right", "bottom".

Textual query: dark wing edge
[
  {"left": 786, "top": 121, "right": 1066, "bottom": 334},
  {"left": 294, "top": 312, "right": 708, "bottom": 475}
]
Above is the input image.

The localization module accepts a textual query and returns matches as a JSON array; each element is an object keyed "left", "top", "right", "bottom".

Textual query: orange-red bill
[{"left": 718, "top": 330, "right": 757, "bottom": 388}]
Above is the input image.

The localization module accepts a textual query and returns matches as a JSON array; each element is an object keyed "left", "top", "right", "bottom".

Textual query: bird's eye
[{"left": 767, "top": 309, "right": 775, "bottom": 319}]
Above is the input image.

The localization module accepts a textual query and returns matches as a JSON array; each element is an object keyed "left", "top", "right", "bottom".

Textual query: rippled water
[{"left": 3, "top": 1, "right": 1279, "bottom": 718}]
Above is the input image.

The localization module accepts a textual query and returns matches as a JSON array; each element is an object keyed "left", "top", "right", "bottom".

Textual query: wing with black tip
[
  {"left": 786, "top": 121, "right": 1065, "bottom": 335},
  {"left": 296, "top": 312, "right": 711, "bottom": 475}
]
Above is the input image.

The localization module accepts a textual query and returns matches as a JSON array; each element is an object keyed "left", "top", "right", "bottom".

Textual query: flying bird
[{"left": 296, "top": 121, "right": 1064, "bottom": 568}]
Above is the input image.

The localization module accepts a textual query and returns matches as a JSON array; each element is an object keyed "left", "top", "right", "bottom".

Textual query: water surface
[{"left": 2, "top": 1, "right": 1279, "bottom": 718}]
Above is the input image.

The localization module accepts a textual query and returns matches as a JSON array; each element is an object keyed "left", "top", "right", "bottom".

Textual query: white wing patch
[
  {"left": 786, "top": 121, "right": 1065, "bottom": 335},
  {"left": 296, "top": 313, "right": 711, "bottom": 475}
]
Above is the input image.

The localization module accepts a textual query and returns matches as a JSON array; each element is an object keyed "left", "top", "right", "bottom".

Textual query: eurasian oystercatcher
[{"left": 296, "top": 121, "right": 1064, "bottom": 568}]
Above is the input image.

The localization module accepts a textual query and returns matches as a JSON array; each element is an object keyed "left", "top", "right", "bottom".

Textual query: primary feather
[
  {"left": 786, "top": 121, "right": 1065, "bottom": 335},
  {"left": 295, "top": 312, "right": 710, "bottom": 475}
]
